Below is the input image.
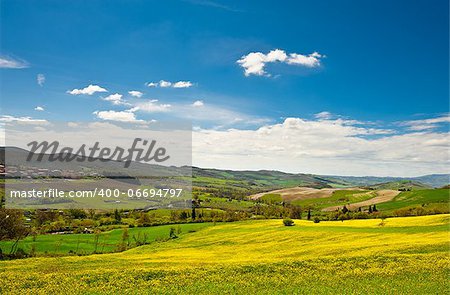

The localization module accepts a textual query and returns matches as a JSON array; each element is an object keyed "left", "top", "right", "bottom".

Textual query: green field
[
  {"left": 286, "top": 188, "right": 449, "bottom": 215},
  {"left": 260, "top": 193, "right": 283, "bottom": 204},
  {"left": 1, "top": 214, "right": 449, "bottom": 294},
  {"left": 377, "top": 188, "right": 450, "bottom": 213},
  {"left": 291, "top": 189, "right": 374, "bottom": 209},
  {"left": 0, "top": 223, "right": 211, "bottom": 255}
]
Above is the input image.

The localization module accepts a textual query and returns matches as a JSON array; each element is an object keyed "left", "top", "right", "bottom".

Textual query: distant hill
[
  {"left": 0, "top": 146, "right": 189, "bottom": 177},
  {"left": 1, "top": 146, "right": 448, "bottom": 189},
  {"left": 365, "top": 180, "right": 431, "bottom": 191},
  {"left": 320, "top": 174, "right": 449, "bottom": 188},
  {"left": 191, "top": 167, "right": 340, "bottom": 191},
  {"left": 412, "top": 174, "right": 450, "bottom": 188}
]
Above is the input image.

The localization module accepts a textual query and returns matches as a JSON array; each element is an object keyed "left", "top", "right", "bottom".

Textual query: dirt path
[{"left": 321, "top": 189, "right": 401, "bottom": 212}]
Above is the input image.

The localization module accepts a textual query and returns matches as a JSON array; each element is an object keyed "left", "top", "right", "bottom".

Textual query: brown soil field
[
  {"left": 250, "top": 186, "right": 364, "bottom": 202},
  {"left": 321, "top": 189, "right": 401, "bottom": 212}
]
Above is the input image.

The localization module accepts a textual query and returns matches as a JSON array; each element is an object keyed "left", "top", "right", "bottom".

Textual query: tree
[
  {"left": 179, "top": 211, "right": 188, "bottom": 220},
  {"left": 191, "top": 199, "right": 198, "bottom": 220},
  {"left": 34, "top": 210, "right": 58, "bottom": 226},
  {"left": 307, "top": 209, "right": 311, "bottom": 220},
  {"left": 372, "top": 204, "right": 378, "bottom": 212},
  {"left": 68, "top": 209, "right": 87, "bottom": 219},
  {"left": 342, "top": 205, "right": 349, "bottom": 214},
  {"left": 289, "top": 205, "right": 302, "bottom": 219},
  {"left": 191, "top": 206, "right": 196, "bottom": 220},
  {"left": 114, "top": 209, "right": 122, "bottom": 223},
  {"left": 368, "top": 205, "right": 373, "bottom": 213},
  {"left": 0, "top": 209, "right": 30, "bottom": 254}
]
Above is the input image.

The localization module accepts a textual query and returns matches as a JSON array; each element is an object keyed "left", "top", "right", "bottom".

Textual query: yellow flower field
[{"left": 1, "top": 214, "right": 449, "bottom": 294}]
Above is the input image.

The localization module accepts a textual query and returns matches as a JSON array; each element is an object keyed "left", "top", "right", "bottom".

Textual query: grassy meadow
[
  {"left": 0, "top": 222, "right": 211, "bottom": 255},
  {"left": 377, "top": 188, "right": 450, "bottom": 213},
  {"left": 1, "top": 214, "right": 449, "bottom": 294}
]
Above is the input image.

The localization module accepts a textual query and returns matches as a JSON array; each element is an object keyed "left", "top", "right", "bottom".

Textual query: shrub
[
  {"left": 169, "top": 227, "right": 178, "bottom": 239},
  {"left": 313, "top": 217, "right": 320, "bottom": 223},
  {"left": 14, "top": 248, "right": 28, "bottom": 259},
  {"left": 283, "top": 218, "right": 294, "bottom": 226}
]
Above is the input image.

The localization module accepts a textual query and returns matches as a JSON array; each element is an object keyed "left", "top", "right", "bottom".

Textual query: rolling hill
[
  {"left": 1, "top": 215, "right": 449, "bottom": 294},
  {"left": 1, "top": 146, "right": 448, "bottom": 192}
]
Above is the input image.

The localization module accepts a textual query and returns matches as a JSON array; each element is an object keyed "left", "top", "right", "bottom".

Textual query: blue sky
[{"left": 0, "top": 0, "right": 449, "bottom": 176}]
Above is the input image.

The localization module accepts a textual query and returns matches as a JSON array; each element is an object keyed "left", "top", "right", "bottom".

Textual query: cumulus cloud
[
  {"left": 128, "top": 90, "right": 143, "bottom": 98},
  {"left": 237, "top": 49, "right": 323, "bottom": 76},
  {"left": 93, "top": 109, "right": 143, "bottom": 123},
  {"left": 68, "top": 84, "right": 108, "bottom": 95},
  {"left": 173, "top": 81, "right": 193, "bottom": 88},
  {"left": 37, "top": 74, "right": 45, "bottom": 86},
  {"left": 34, "top": 106, "right": 45, "bottom": 111},
  {"left": 159, "top": 80, "right": 172, "bottom": 88},
  {"left": 192, "top": 116, "right": 449, "bottom": 177},
  {"left": 286, "top": 52, "right": 322, "bottom": 67},
  {"left": 192, "top": 100, "right": 204, "bottom": 107},
  {"left": 101, "top": 93, "right": 131, "bottom": 106},
  {"left": 0, "top": 56, "right": 29, "bottom": 69},
  {"left": 135, "top": 100, "right": 171, "bottom": 112},
  {"left": 146, "top": 80, "right": 194, "bottom": 88}
]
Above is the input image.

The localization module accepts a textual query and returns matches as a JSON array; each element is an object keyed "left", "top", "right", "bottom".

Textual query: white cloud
[
  {"left": 68, "top": 84, "right": 108, "bottom": 95},
  {"left": 93, "top": 109, "right": 143, "bottom": 123},
  {"left": 314, "top": 111, "right": 332, "bottom": 120},
  {"left": 400, "top": 115, "right": 450, "bottom": 131},
  {"left": 266, "top": 49, "right": 288, "bottom": 62},
  {"left": 173, "top": 81, "right": 193, "bottom": 88},
  {"left": 146, "top": 80, "right": 194, "bottom": 88},
  {"left": 192, "top": 116, "right": 449, "bottom": 177},
  {"left": 67, "top": 122, "right": 79, "bottom": 128},
  {"left": 126, "top": 97, "right": 267, "bottom": 128},
  {"left": 37, "top": 74, "right": 45, "bottom": 86},
  {"left": 0, "top": 56, "right": 29, "bottom": 69},
  {"left": 286, "top": 52, "right": 322, "bottom": 67},
  {"left": 237, "top": 49, "right": 323, "bottom": 76},
  {"left": 0, "top": 115, "right": 48, "bottom": 125},
  {"left": 135, "top": 100, "right": 171, "bottom": 112},
  {"left": 103, "top": 93, "right": 122, "bottom": 102},
  {"left": 171, "top": 102, "right": 270, "bottom": 127},
  {"left": 128, "top": 90, "right": 143, "bottom": 98},
  {"left": 159, "top": 80, "right": 172, "bottom": 88},
  {"left": 192, "top": 100, "right": 204, "bottom": 107},
  {"left": 34, "top": 106, "right": 45, "bottom": 111},
  {"left": 101, "top": 93, "right": 131, "bottom": 106}
]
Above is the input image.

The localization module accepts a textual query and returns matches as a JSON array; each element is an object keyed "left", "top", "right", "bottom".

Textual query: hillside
[
  {"left": 321, "top": 174, "right": 449, "bottom": 188},
  {"left": 1, "top": 215, "right": 449, "bottom": 294},
  {"left": 2, "top": 146, "right": 448, "bottom": 189},
  {"left": 366, "top": 180, "right": 431, "bottom": 191}
]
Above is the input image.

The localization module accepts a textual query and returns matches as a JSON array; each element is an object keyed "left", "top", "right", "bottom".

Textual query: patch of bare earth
[
  {"left": 250, "top": 187, "right": 363, "bottom": 202},
  {"left": 321, "top": 189, "right": 401, "bottom": 212}
]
